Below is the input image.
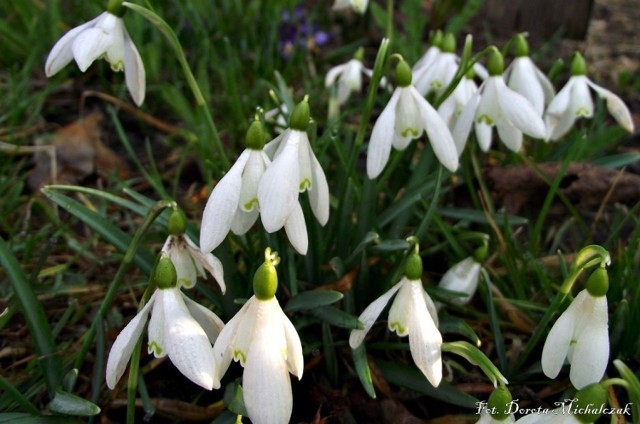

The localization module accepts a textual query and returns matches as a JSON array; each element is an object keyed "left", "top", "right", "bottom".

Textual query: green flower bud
[
  {"left": 473, "top": 245, "right": 488, "bottom": 264},
  {"left": 245, "top": 119, "right": 266, "bottom": 150},
  {"left": 571, "top": 52, "right": 587, "bottom": 76},
  {"left": 487, "top": 49, "right": 505, "bottom": 76},
  {"left": 404, "top": 252, "right": 423, "bottom": 280},
  {"left": 167, "top": 208, "right": 186, "bottom": 236},
  {"left": 572, "top": 383, "right": 608, "bottom": 423},
  {"left": 513, "top": 34, "right": 529, "bottom": 57},
  {"left": 107, "top": 0, "right": 126, "bottom": 17},
  {"left": 586, "top": 267, "right": 609, "bottom": 297},
  {"left": 395, "top": 59, "right": 412, "bottom": 87},
  {"left": 154, "top": 254, "right": 177, "bottom": 289},
  {"left": 441, "top": 33, "right": 456, "bottom": 53},
  {"left": 487, "top": 386, "right": 513, "bottom": 421},
  {"left": 253, "top": 248, "right": 280, "bottom": 300},
  {"left": 354, "top": 46, "right": 365, "bottom": 62},
  {"left": 289, "top": 98, "right": 310, "bottom": 131},
  {"left": 430, "top": 30, "right": 444, "bottom": 48}
]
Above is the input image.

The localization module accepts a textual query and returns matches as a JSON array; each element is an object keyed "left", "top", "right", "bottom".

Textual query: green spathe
[
  {"left": 107, "top": 0, "right": 126, "bottom": 17},
  {"left": 513, "top": 34, "right": 529, "bottom": 57},
  {"left": 441, "top": 33, "right": 456, "bottom": 53},
  {"left": 155, "top": 254, "right": 177, "bottom": 289}
]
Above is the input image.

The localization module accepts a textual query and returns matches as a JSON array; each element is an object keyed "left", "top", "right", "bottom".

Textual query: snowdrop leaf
[{"left": 285, "top": 290, "right": 344, "bottom": 312}]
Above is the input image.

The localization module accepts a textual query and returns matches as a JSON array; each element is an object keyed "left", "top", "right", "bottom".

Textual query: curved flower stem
[
  {"left": 122, "top": 2, "right": 230, "bottom": 175},
  {"left": 73, "top": 200, "right": 176, "bottom": 375}
]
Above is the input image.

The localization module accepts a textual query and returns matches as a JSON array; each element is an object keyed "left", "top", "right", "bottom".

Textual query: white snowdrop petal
[
  {"left": 388, "top": 279, "right": 414, "bottom": 336},
  {"left": 349, "top": 281, "right": 403, "bottom": 349},
  {"left": 394, "top": 88, "right": 423, "bottom": 141},
  {"left": 367, "top": 89, "right": 401, "bottom": 179},
  {"left": 570, "top": 295, "right": 609, "bottom": 389},
  {"left": 452, "top": 90, "right": 481, "bottom": 155},
  {"left": 72, "top": 27, "right": 112, "bottom": 72},
  {"left": 213, "top": 299, "right": 252, "bottom": 377},
  {"left": 123, "top": 30, "right": 145, "bottom": 106},
  {"left": 239, "top": 150, "right": 268, "bottom": 212},
  {"left": 546, "top": 78, "right": 575, "bottom": 116},
  {"left": 280, "top": 309, "right": 304, "bottom": 379},
  {"left": 475, "top": 121, "right": 493, "bottom": 152},
  {"left": 496, "top": 117, "right": 524, "bottom": 152},
  {"left": 308, "top": 153, "right": 330, "bottom": 226},
  {"left": 163, "top": 289, "right": 217, "bottom": 390},
  {"left": 184, "top": 236, "right": 226, "bottom": 293},
  {"left": 495, "top": 77, "right": 546, "bottom": 139},
  {"left": 508, "top": 57, "right": 546, "bottom": 116},
  {"left": 587, "top": 79, "right": 635, "bottom": 132},
  {"left": 284, "top": 202, "right": 308, "bottom": 255},
  {"left": 200, "top": 150, "right": 250, "bottom": 253},
  {"left": 182, "top": 294, "right": 225, "bottom": 344},
  {"left": 541, "top": 291, "right": 587, "bottom": 379},
  {"left": 258, "top": 133, "right": 300, "bottom": 232},
  {"left": 105, "top": 291, "right": 156, "bottom": 389},
  {"left": 45, "top": 14, "right": 104, "bottom": 76},
  {"left": 438, "top": 257, "right": 481, "bottom": 305},
  {"left": 408, "top": 281, "right": 443, "bottom": 387},
  {"left": 570, "top": 76, "right": 594, "bottom": 118},
  {"left": 324, "top": 63, "right": 349, "bottom": 87},
  {"left": 147, "top": 292, "right": 166, "bottom": 358},
  {"left": 412, "top": 88, "right": 458, "bottom": 172}
]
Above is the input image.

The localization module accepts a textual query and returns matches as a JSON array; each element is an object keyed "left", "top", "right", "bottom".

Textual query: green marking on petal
[
  {"left": 390, "top": 322, "right": 407, "bottom": 336},
  {"left": 400, "top": 128, "right": 419, "bottom": 138},
  {"left": 243, "top": 198, "right": 259, "bottom": 212},
  {"left": 233, "top": 349, "right": 247, "bottom": 364},
  {"left": 148, "top": 341, "right": 163, "bottom": 357},
  {"left": 430, "top": 81, "right": 443, "bottom": 89},
  {"left": 299, "top": 178, "right": 312, "bottom": 191},
  {"left": 570, "top": 339, "right": 577, "bottom": 346},
  {"left": 110, "top": 60, "right": 124, "bottom": 72},
  {"left": 477, "top": 114, "right": 494, "bottom": 125},
  {"left": 575, "top": 107, "right": 591, "bottom": 117}
]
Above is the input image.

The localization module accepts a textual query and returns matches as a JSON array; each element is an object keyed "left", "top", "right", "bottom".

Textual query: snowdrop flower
[
  {"left": 213, "top": 249, "right": 303, "bottom": 424},
  {"left": 504, "top": 34, "right": 555, "bottom": 117},
  {"left": 545, "top": 52, "right": 634, "bottom": 141},
  {"left": 325, "top": 47, "right": 373, "bottom": 105},
  {"left": 163, "top": 208, "right": 225, "bottom": 291},
  {"left": 414, "top": 33, "right": 459, "bottom": 97},
  {"left": 541, "top": 268, "right": 609, "bottom": 389},
  {"left": 438, "top": 71, "right": 478, "bottom": 132},
  {"left": 367, "top": 57, "right": 458, "bottom": 179},
  {"left": 453, "top": 49, "right": 546, "bottom": 155},
  {"left": 438, "top": 248, "right": 485, "bottom": 305},
  {"left": 332, "top": 0, "right": 368, "bottom": 14},
  {"left": 349, "top": 251, "right": 442, "bottom": 386},
  {"left": 200, "top": 119, "right": 271, "bottom": 253},
  {"left": 106, "top": 254, "right": 223, "bottom": 390},
  {"left": 258, "top": 99, "right": 330, "bottom": 255},
  {"left": 45, "top": 4, "right": 145, "bottom": 106}
]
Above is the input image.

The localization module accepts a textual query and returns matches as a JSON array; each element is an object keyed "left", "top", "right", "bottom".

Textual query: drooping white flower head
[
  {"left": 413, "top": 33, "right": 459, "bottom": 98},
  {"left": 265, "top": 103, "right": 289, "bottom": 135},
  {"left": 544, "top": 52, "right": 634, "bottom": 141},
  {"left": 504, "top": 35, "right": 555, "bottom": 117},
  {"left": 332, "top": 0, "right": 369, "bottom": 14},
  {"left": 325, "top": 48, "right": 373, "bottom": 105},
  {"left": 453, "top": 49, "right": 546, "bottom": 155},
  {"left": 162, "top": 234, "right": 225, "bottom": 292},
  {"left": 438, "top": 256, "right": 482, "bottom": 305},
  {"left": 257, "top": 99, "right": 330, "bottom": 255},
  {"left": 106, "top": 255, "right": 223, "bottom": 390},
  {"left": 413, "top": 30, "right": 444, "bottom": 78},
  {"left": 438, "top": 73, "right": 478, "bottom": 132},
  {"left": 213, "top": 249, "right": 303, "bottom": 424},
  {"left": 201, "top": 120, "right": 271, "bottom": 253},
  {"left": 45, "top": 9, "right": 145, "bottom": 106},
  {"left": 541, "top": 284, "right": 609, "bottom": 389},
  {"left": 349, "top": 252, "right": 443, "bottom": 386},
  {"left": 367, "top": 58, "right": 458, "bottom": 179}
]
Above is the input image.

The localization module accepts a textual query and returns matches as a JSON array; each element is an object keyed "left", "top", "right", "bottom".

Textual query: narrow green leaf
[
  {"left": 376, "top": 359, "right": 478, "bottom": 407},
  {"left": 0, "top": 375, "right": 40, "bottom": 415},
  {"left": 352, "top": 344, "right": 376, "bottom": 398},
  {"left": 47, "top": 390, "right": 100, "bottom": 416},
  {"left": 284, "top": 290, "right": 344, "bottom": 312},
  {"left": 442, "top": 341, "right": 508, "bottom": 388},
  {"left": 591, "top": 152, "right": 640, "bottom": 169},
  {"left": 0, "top": 414, "right": 83, "bottom": 424},
  {"left": 223, "top": 381, "right": 247, "bottom": 416},
  {"left": 613, "top": 360, "right": 640, "bottom": 420},
  {"left": 438, "top": 207, "right": 528, "bottom": 226},
  {"left": 0, "top": 237, "right": 62, "bottom": 395},
  {"left": 41, "top": 188, "right": 154, "bottom": 274},
  {"left": 310, "top": 306, "right": 363, "bottom": 330}
]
